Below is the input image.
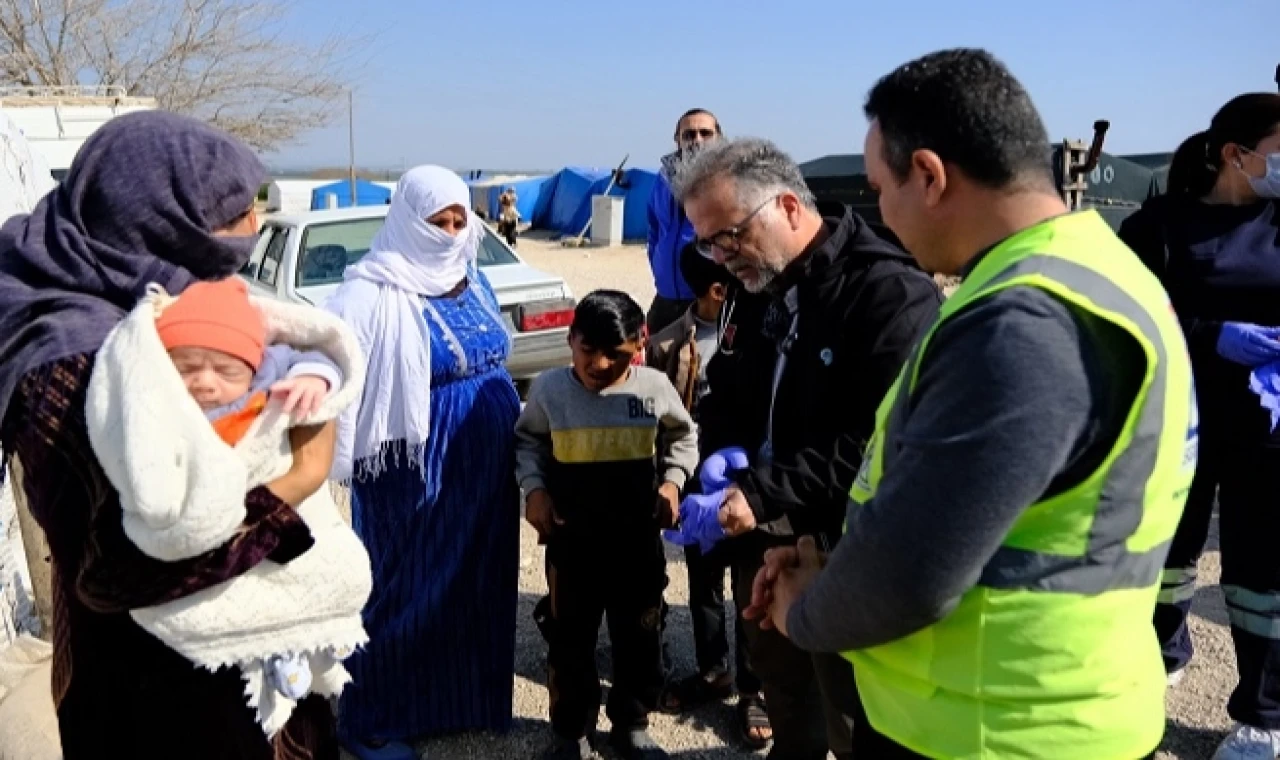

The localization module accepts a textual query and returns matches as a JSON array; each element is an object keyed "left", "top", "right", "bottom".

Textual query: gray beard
[{"left": 732, "top": 261, "right": 782, "bottom": 293}]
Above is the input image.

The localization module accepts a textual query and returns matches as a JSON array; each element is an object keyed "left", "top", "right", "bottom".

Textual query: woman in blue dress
[{"left": 326, "top": 165, "right": 521, "bottom": 760}]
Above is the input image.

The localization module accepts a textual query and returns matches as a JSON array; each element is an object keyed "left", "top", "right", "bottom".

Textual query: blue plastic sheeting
[
  {"left": 537, "top": 167, "right": 609, "bottom": 236},
  {"left": 485, "top": 175, "right": 553, "bottom": 223},
  {"left": 532, "top": 167, "right": 660, "bottom": 241},
  {"left": 310, "top": 179, "right": 392, "bottom": 209},
  {"left": 622, "top": 170, "right": 658, "bottom": 240}
]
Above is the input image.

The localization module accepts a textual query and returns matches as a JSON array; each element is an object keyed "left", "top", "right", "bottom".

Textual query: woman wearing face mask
[
  {"left": 0, "top": 112, "right": 339, "bottom": 759},
  {"left": 326, "top": 166, "right": 520, "bottom": 760},
  {"left": 1120, "top": 92, "right": 1280, "bottom": 760}
]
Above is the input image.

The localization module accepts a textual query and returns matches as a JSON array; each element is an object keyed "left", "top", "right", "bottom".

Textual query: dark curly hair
[{"left": 864, "top": 48, "right": 1053, "bottom": 192}]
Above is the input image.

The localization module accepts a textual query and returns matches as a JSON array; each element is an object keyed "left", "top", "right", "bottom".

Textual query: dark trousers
[
  {"left": 733, "top": 547, "right": 857, "bottom": 760},
  {"left": 685, "top": 544, "right": 761, "bottom": 694},
  {"left": 646, "top": 296, "right": 693, "bottom": 336},
  {"left": 1156, "top": 434, "right": 1280, "bottom": 728},
  {"left": 498, "top": 219, "right": 518, "bottom": 247},
  {"left": 545, "top": 531, "right": 667, "bottom": 740}
]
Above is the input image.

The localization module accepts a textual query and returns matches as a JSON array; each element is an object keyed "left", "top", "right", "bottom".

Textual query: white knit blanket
[{"left": 85, "top": 286, "right": 373, "bottom": 737}]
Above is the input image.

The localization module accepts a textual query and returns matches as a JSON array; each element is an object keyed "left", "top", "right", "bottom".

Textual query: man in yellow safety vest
[{"left": 745, "top": 48, "right": 1196, "bottom": 760}]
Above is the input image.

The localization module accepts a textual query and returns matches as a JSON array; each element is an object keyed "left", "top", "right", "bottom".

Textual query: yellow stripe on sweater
[{"left": 551, "top": 427, "right": 657, "bottom": 464}]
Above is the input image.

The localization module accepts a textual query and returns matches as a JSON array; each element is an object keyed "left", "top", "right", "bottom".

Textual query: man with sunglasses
[
  {"left": 645, "top": 109, "right": 722, "bottom": 335},
  {"left": 669, "top": 137, "right": 941, "bottom": 760}
]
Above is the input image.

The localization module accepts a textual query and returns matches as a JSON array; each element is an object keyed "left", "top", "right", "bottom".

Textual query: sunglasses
[
  {"left": 694, "top": 195, "right": 779, "bottom": 258},
  {"left": 680, "top": 128, "right": 718, "bottom": 142}
]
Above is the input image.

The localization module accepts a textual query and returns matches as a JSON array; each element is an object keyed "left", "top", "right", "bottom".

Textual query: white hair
[{"left": 670, "top": 137, "right": 818, "bottom": 213}]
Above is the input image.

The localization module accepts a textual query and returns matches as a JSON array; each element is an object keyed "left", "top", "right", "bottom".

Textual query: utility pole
[{"left": 348, "top": 89, "right": 358, "bottom": 207}]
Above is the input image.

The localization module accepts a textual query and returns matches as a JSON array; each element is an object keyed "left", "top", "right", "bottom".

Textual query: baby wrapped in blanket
[{"left": 84, "top": 279, "right": 374, "bottom": 737}]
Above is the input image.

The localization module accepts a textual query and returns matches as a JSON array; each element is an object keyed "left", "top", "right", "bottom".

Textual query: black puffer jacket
[{"left": 697, "top": 203, "right": 942, "bottom": 550}]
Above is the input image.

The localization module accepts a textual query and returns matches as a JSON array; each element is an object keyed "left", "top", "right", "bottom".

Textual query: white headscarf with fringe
[{"left": 325, "top": 165, "right": 480, "bottom": 482}]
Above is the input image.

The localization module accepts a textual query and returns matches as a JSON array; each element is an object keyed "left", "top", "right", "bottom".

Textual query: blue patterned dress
[{"left": 339, "top": 272, "right": 520, "bottom": 742}]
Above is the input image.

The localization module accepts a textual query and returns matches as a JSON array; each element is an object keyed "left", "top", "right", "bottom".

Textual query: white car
[{"left": 240, "top": 205, "right": 575, "bottom": 384}]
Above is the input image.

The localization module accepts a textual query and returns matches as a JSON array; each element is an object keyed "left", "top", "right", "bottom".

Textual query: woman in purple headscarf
[{"left": 0, "top": 112, "right": 339, "bottom": 760}]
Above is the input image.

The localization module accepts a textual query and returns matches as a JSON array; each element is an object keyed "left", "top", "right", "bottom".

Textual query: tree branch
[{"left": 0, "top": 0, "right": 366, "bottom": 150}]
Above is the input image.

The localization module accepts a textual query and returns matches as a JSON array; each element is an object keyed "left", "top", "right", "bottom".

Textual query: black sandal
[
  {"left": 657, "top": 670, "right": 734, "bottom": 714},
  {"left": 737, "top": 693, "right": 772, "bottom": 750}
]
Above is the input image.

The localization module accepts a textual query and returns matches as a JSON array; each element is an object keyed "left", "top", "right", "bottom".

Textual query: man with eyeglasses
[
  {"left": 667, "top": 137, "right": 940, "bottom": 759},
  {"left": 645, "top": 109, "right": 722, "bottom": 335}
]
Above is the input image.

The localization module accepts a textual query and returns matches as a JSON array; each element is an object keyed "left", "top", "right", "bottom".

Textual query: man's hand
[
  {"left": 765, "top": 537, "right": 826, "bottom": 638},
  {"left": 655, "top": 481, "right": 680, "bottom": 529},
  {"left": 742, "top": 544, "right": 799, "bottom": 623},
  {"left": 525, "top": 489, "right": 564, "bottom": 541},
  {"left": 718, "top": 486, "right": 757, "bottom": 537},
  {"left": 270, "top": 375, "right": 331, "bottom": 417}
]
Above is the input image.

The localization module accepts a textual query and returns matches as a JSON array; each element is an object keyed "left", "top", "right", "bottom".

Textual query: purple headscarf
[{"left": 0, "top": 110, "right": 266, "bottom": 416}]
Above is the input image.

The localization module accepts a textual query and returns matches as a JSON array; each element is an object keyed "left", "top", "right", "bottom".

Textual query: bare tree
[{"left": 0, "top": 0, "right": 360, "bottom": 150}]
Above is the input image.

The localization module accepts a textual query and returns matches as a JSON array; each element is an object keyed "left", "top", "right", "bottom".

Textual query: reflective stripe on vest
[
  {"left": 974, "top": 256, "right": 1169, "bottom": 594},
  {"left": 871, "top": 253, "right": 1172, "bottom": 596}
]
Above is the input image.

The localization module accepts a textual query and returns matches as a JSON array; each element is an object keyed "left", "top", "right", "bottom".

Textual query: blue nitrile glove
[
  {"left": 1217, "top": 322, "right": 1280, "bottom": 367},
  {"left": 1250, "top": 360, "right": 1280, "bottom": 431},
  {"left": 700, "top": 446, "right": 750, "bottom": 492},
  {"left": 663, "top": 490, "right": 728, "bottom": 554}
]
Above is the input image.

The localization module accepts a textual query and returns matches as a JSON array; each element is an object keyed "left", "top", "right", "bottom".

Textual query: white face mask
[{"left": 1240, "top": 148, "right": 1280, "bottom": 199}]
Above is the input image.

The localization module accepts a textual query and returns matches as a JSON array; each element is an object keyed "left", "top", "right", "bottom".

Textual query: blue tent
[
  {"left": 533, "top": 167, "right": 658, "bottom": 240},
  {"left": 536, "top": 167, "right": 609, "bottom": 235},
  {"left": 310, "top": 179, "right": 392, "bottom": 210},
  {"left": 620, "top": 169, "right": 658, "bottom": 240},
  {"left": 485, "top": 175, "right": 553, "bottom": 223}
]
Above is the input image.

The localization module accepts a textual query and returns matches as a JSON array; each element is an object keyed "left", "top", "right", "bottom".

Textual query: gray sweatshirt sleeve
[
  {"left": 652, "top": 372, "right": 699, "bottom": 490},
  {"left": 513, "top": 374, "right": 555, "bottom": 495},
  {"left": 786, "top": 287, "right": 1130, "bottom": 653}
]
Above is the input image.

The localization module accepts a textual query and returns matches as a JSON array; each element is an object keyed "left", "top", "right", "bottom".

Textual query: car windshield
[{"left": 295, "top": 216, "right": 519, "bottom": 288}]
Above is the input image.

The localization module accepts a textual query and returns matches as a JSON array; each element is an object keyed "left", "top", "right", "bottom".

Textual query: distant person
[
  {"left": 517, "top": 291, "right": 699, "bottom": 760},
  {"left": 750, "top": 48, "right": 1194, "bottom": 760},
  {"left": 326, "top": 166, "right": 521, "bottom": 760},
  {"left": 646, "top": 108, "right": 722, "bottom": 334},
  {"left": 647, "top": 244, "right": 771, "bottom": 749},
  {"left": 1120, "top": 92, "right": 1280, "bottom": 760},
  {"left": 498, "top": 186, "right": 520, "bottom": 247}
]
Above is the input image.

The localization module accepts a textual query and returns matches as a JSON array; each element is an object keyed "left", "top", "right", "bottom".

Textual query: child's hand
[
  {"left": 525, "top": 489, "right": 564, "bottom": 542},
  {"left": 655, "top": 481, "right": 680, "bottom": 529},
  {"left": 270, "top": 375, "right": 330, "bottom": 417}
]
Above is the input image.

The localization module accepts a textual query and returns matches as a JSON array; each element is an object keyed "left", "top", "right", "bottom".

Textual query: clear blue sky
[{"left": 270, "top": 0, "right": 1278, "bottom": 173}]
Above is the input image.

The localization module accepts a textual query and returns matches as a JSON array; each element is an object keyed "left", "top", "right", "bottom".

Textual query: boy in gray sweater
[{"left": 516, "top": 290, "right": 699, "bottom": 760}]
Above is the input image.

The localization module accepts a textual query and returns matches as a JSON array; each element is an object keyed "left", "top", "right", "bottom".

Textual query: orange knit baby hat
[{"left": 156, "top": 278, "right": 266, "bottom": 371}]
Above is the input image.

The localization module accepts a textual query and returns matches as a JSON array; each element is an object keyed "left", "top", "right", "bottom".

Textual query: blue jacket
[{"left": 647, "top": 154, "right": 697, "bottom": 301}]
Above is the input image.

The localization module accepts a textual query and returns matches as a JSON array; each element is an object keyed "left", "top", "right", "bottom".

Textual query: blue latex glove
[
  {"left": 1250, "top": 360, "right": 1280, "bottom": 431},
  {"left": 700, "top": 446, "right": 750, "bottom": 492},
  {"left": 663, "top": 490, "right": 728, "bottom": 554},
  {"left": 1217, "top": 322, "right": 1280, "bottom": 367}
]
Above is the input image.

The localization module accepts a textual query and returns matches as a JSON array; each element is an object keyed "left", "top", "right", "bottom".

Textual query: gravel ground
[
  {"left": 349, "top": 231, "right": 1236, "bottom": 759},
  {"left": 514, "top": 231, "right": 658, "bottom": 308}
]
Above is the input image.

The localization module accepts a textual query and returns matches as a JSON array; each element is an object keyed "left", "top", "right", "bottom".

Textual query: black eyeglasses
[
  {"left": 680, "top": 128, "right": 717, "bottom": 142},
  {"left": 694, "top": 195, "right": 779, "bottom": 258}
]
